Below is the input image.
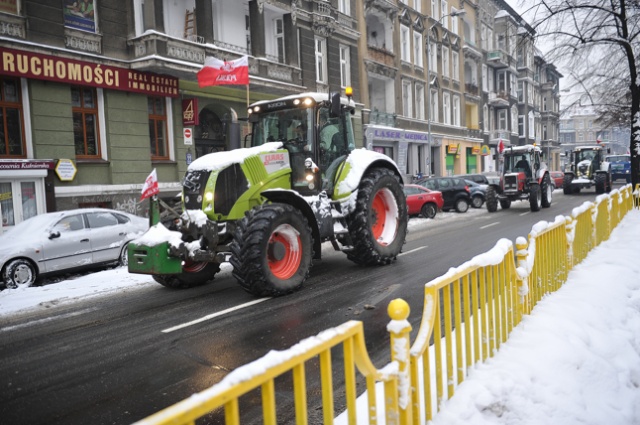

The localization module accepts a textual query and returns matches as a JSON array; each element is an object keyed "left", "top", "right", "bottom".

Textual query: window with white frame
[
  {"left": 518, "top": 115, "right": 524, "bottom": 136},
  {"left": 498, "top": 109, "right": 507, "bottom": 130},
  {"left": 339, "top": 45, "right": 351, "bottom": 88},
  {"left": 401, "top": 25, "right": 411, "bottom": 62},
  {"left": 274, "top": 18, "right": 285, "bottom": 63},
  {"left": 414, "top": 0, "right": 421, "bottom": 13},
  {"left": 338, "top": 0, "right": 350, "bottom": 15},
  {"left": 429, "top": 41, "right": 437, "bottom": 71},
  {"left": 451, "top": 11, "right": 459, "bottom": 34},
  {"left": 511, "top": 106, "right": 518, "bottom": 133},
  {"left": 415, "top": 84, "right": 425, "bottom": 120},
  {"left": 487, "top": 28, "right": 493, "bottom": 51},
  {"left": 430, "top": 89, "right": 439, "bottom": 122},
  {"left": 431, "top": 0, "right": 438, "bottom": 21},
  {"left": 413, "top": 32, "right": 423, "bottom": 66},
  {"left": 315, "top": 37, "right": 327, "bottom": 83},
  {"left": 402, "top": 80, "right": 413, "bottom": 118},
  {"left": 452, "top": 95, "right": 460, "bottom": 126},
  {"left": 482, "top": 64, "right": 488, "bottom": 91},
  {"left": 528, "top": 111, "right": 534, "bottom": 137},
  {"left": 452, "top": 51, "right": 459, "bottom": 81},
  {"left": 518, "top": 81, "right": 524, "bottom": 102},
  {"left": 488, "top": 71, "right": 494, "bottom": 92},
  {"left": 443, "top": 92, "right": 451, "bottom": 125},
  {"left": 442, "top": 46, "right": 450, "bottom": 78},
  {"left": 483, "top": 105, "right": 488, "bottom": 131},
  {"left": 441, "top": 1, "right": 448, "bottom": 30},
  {"left": 481, "top": 24, "right": 487, "bottom": 50}
]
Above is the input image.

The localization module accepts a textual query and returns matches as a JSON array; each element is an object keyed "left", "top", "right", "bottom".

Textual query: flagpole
[{"left": 246, "top": 84, "right": 249, "bottom": 108}]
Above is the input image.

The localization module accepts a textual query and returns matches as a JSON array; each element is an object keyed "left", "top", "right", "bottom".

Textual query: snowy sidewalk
[{"left": 427, "top": 208, "right": 640, "bottom": 425}]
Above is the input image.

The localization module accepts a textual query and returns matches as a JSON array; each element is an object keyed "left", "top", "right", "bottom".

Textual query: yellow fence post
[
  {"left": 387, "top": 299, "right": 413, "bottom": 425},
  {"left": 515, "top": 238, "right": 529, "bottom": 317}
]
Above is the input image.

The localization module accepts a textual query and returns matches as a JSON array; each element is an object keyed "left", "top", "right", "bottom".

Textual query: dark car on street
[
  {"left": 464, "top": 179, "right": 487, "bottom": 208},
  {"left": 459, "top": 173, "right": 490, "bottom": 185},
  {"left": 403, "top": 184, "right": 444, "bottom": 218},
  {"left": 416, "top": 176, "right": 471, "bottom": 212}
]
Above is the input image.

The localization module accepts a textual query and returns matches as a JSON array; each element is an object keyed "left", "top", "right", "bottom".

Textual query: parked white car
[{"left": 0, "top": 208, "right": 148, "bottom": 288}]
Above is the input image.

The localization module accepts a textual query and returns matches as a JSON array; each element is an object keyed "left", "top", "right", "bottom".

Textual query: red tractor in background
[{"left": 486, "top": 144, "right": 552, "bottom": 212}]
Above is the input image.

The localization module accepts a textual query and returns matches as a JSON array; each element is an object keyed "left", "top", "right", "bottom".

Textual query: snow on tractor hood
[
  {"left": 187, "top": 142, "right": 284, "bottom": 172},
  {"left": 336, "top": 148, "right": 401, "bottom": 195}
]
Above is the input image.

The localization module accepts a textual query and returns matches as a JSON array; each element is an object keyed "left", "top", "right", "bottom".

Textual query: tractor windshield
[
  {"left": 504, "top": 152, "right": 533, "bottom": 177},
  {"left": 577, "top": 149, "right": 596, "bottom": 163},
  {"left": 251, "top": 107, "right": 314, "bottom": 149}
]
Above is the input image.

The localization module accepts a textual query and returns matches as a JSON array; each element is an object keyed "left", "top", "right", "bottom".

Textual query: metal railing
[{"left": 134, "top": 185, "right": 637, "bottom": 425}]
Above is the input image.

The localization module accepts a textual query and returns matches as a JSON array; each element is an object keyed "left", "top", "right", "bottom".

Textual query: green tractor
[
  {"left": 128, "top": 90, "right": 408, "bottom": 297},
  {"left": 563, "top": 145, "right": 612, "bottom": 194}
]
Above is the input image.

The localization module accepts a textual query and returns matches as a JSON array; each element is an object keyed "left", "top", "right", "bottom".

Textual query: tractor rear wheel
[
  {"left": 563, "top": 174, "right": 573, "bottom": 195},
  {"left": 529, "top": 183, "right": 541, "bottom": 212},
  {"left": 499, "top": 199, "right": 512, "bottom": 209},
  {"left": 595, "top": 173, "right": 606, "bottom": 194},
  {"left": 231, "top": 203, "right": 313, "bottom": 297},
  {"left": 486, "top": 186, "right": 498, "bottom": 212},
  {"left": 541, "top": 174, "right": 552, "bottom": 208},
  {"left": 152, "top": 261, "right": 220, "bottom": 289},
  {"left": 346, "top": 168, "right": 407, "bottom": 266}
]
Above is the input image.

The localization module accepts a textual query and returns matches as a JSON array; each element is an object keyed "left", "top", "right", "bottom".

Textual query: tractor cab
[{"left": 248, "top": 92, "right": 355, "bottom": 196}]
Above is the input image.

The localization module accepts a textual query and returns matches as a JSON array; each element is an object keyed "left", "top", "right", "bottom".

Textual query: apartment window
[
  {"left": 498, "top": 109, "right": 507, "bottom": 130},
  {"left": 338, "top": 0, "right": 350, "bottom": 15},
  {"left": 543, "top": 96, "right": 548, "bottom": 111},
  {"left": 452, "top": 51, "right": 459, "bottom": 81},
  {"left": 442, "top": 46, "right": 450, "bottom": 78},
  {"left": 71, "top": 86, "right": 100, "bottom": 158},
  {"left": 528, "top": 111, "right": 535, "bottom": 137},
  {"left": 148, "top": 97, "right": 168, "bottom": 160},
  {"left": 512, "top": 106, "right": 518, "bottom": 134},
  {"left": 429, "top": 41, "right": 437, "bottom": 71},
  {"left": 452, "top": 95, "right": 460, "bottom": 126},
  {"left": 497, "top": 71, "right": 506, "bottom": 92},
  {"left": 413, "top": 32, "right": 423, "bottom": 66},
  {"left": 0, "top": 77, "right": 25, "bottom": 157},
  {"left": 430, "top": 89, "right": 438, "bottom": 122},
  {"left": 431, "top": 0, "right": 438, "bottom": 20},
  {"left": 441, "top": 0, "right": 448, "bottom": 29},
  {"left": 497, "top": 34, "right": 506, "bottom": 50},
  {"left": 518, "top": 81, "right": 524, "bottom": 102},
  {"left": 414, "top": 0, "right": 421, "bottom": 14},
  {"left": 578, "top": 131, "right": 584, "bottom": 141},
  {"left": 415, "top": 84, "right": 425, "bottom": 120},
  {"left": 487, "top": 28, "right": 493, "bottom": 51},
  {"left": 488, "top": 71, "right": 494, "bottom": 92},
  {"left": 274, "top": 18, "right": 285, "bottom": 63},
  {"left": 483, "top": 105, "right": 488, "bottom": 131},
  {"left": 401, "top": 25, "right": 411, "bottom": 62},
  {"left": 339, "top": 45, "right": 351, "bottom": 88},
  {"left": 443, "top": 92, "right": 451, "bottom": 125},
  {"left": 481, "top": 24, "right": 487, "bottom": 50},
  {"left": 315, "top": 37, "right": 327, "bottom": 83},
  {"left": 402, "top": 80, "right": 413, "bottom": 118},
  {"left": 518, "top": 115, "right": 524, "bottom": 136},
  {"left": 451, "top": 11, "right": 459, "bottom": 34}
]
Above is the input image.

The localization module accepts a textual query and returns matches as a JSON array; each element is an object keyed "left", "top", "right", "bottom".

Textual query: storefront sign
[
  {"left": 0, "top": 47, "right": 179, "bottom": 97},
  {"left": 55, "top": 159, "right": 77, "bottom": 181},
  {"left": 0, "top": 0, "right": 18, "bottom": 15},
  {"left": 447, "top": 144, "right": 459, "bottom": 154},
  {"left": 480, "top": 145, "right": 491, "bottom": 156},
  {"left": 0, "top": 159, "right": 55, "bottom": 170},
  {"left": 182, "top": 98, "right": 199, "bottom": 126},
  {"left": 370, "top": 128, "right": 430, "bottom": 142},
  {"left": 472, "top": 146, "right": 481, "bottom": 155}
]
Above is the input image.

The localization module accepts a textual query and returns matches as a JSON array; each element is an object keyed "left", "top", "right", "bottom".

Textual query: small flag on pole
[
  {"left": 141, "top": 169, "right": 159, "bottom": 200},
  {"left": 498, "top": 139, "right": 505, "bottom": 154},
  {"left": 197, "top": 55, "right": 249, "bottom": 87}
]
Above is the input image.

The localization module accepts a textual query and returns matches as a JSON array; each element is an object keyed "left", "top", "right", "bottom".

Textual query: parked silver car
[{"left": 0, "top": 208, "right": 148, "bottom": 288}]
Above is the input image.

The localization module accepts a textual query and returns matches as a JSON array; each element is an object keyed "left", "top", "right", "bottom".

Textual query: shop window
[
  {"left": 71, "top": 86, "right": 101, "bottom": 158},
  {"left": 0, "top": 77, "right": 25, "bottom": 158},
  {"left": 148, "top": 97, "right": 169, "bottom": 160}
]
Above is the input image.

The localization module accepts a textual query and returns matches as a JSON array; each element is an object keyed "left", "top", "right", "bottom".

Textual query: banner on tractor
[
  {"left": 141, "top": 169, "right": 159, "bottom": 200},
  {"left": 197, "top": 55, "right": 249, "bottom": 87}
]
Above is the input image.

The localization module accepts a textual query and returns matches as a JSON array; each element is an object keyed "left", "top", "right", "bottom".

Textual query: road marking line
[
  {"left": 0, "top": 307, "right": 99, "bottom": 332},
  {"left": 480, "top": 222, "right": 500, "bottom": 230},
  {"left": 399, "top": 246, "right": 427, "bottom": 256},
  {"left": 162, "top": 298, "right": 271, "bottom": 333},
  {"left": 519, "top": 212, "right": 530, "bottom": 216}
]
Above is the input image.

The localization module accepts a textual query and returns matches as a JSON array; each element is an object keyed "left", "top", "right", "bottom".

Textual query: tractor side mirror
[{"left": 330, "top": 92, "right": 341, "bottom": 118}]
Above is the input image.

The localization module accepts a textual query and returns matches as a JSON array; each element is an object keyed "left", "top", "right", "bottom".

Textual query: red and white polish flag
[
  {"left": 140, "top": 169, "right": 160, "bottom": 200},
  {"left": 197, "top": 55, "right": 249, "bottom": 87}
]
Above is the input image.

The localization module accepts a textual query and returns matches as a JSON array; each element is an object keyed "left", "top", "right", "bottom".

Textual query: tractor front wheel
[
  {"left": 563, "top": 174, "right": 574, "bottom": 195},
  {"left": 346, "top": 168, "right": 407, "bottom": 266},
  {"left": 486, "top": 186, "right": 498, "bottom": 212},
  {"left": 231, "top": 203, "right": 313, "bottom": 297},
  {"left": 152, "top": 261, "right": 221, "bottom": 289},
  {"left": 529, "top": 183, "right": 542, "bottom": 212},
  {"left": 541, "top": 174, "right": 552, "bottom": 208}
]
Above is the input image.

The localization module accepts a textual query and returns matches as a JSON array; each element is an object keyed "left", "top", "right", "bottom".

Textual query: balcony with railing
[
  {"left": 490, "top": 130, "right": 511, "bottom": 142},
  {"left": 368, "top": 108, "right": 397, "bottom": 127},
  {"left": 488, "top": 91, "right": 510, "bottom": 107},
  {"left": 486, "top": 50, "right": 509, "bottom": 68}
]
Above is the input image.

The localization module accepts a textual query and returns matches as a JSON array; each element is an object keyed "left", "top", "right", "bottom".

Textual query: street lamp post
[{"left": 426, "top": 8, "right": 466, "bottom": 177}]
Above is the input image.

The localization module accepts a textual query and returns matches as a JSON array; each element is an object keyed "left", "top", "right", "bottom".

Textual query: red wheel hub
[{"left": 267, "top": 224, "right": 302, "bottom": 279}]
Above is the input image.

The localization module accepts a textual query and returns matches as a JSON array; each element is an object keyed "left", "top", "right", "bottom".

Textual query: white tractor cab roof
[
  {"left": 503, "top": 144, "right": 542, "bottom": 155},
  {"left": 248, "top": 92, "right": 354, "bottom": 112},
  {"left": 573, "top": 145, "right": 604, "bottom": 151}
]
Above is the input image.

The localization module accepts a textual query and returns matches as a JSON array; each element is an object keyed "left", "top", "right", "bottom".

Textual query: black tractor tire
[
  {"left": 152, "top": 261, "right": 221, "bottom": 289},
  {"left": 500, "top": 199, "right": 512, "bottom": 209},
  {"left": 345, "top": 168, "right": 407, "bottom": 266},
  {"left": 420, "top": 203, "right": 437, "bottom": 219},
  {"left": 486, "top": 186, "right": 498, "bottom": 212},
  {"left": 541, "top": 174, "right": 552, "bottom": 208},
  {"left": 3, "top": 258, "right": 38, "bottom": 289},
  {"left": 230, "top": 203, "right": 313, "bottom": 297},
  {"left": 529, "top": 183, "right": 542, "bottom": 212},
  {"left": 471, "top": 195, "right": 484, "bottom": 209},
  {"left": 563, "top": 174, "right": 574, "bottom": 195},
  {"left": 595, "top": 173, "right": 606, "bottom": 194},
  {"left": 455, "top": 197, "right": 469, "bottom": 213},
  {"left": 606, "top": 173, "right": 612, "bottom": 193}
]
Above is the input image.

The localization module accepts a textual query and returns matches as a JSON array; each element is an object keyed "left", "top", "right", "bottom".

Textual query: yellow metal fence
[{"left": 134, "top": 185, "right": 637, "bottom": 425}]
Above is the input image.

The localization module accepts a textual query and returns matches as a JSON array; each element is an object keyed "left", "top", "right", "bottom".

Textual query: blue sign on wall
[{"left": 186, "top": 152, "right": 192, "bottom": 165}]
